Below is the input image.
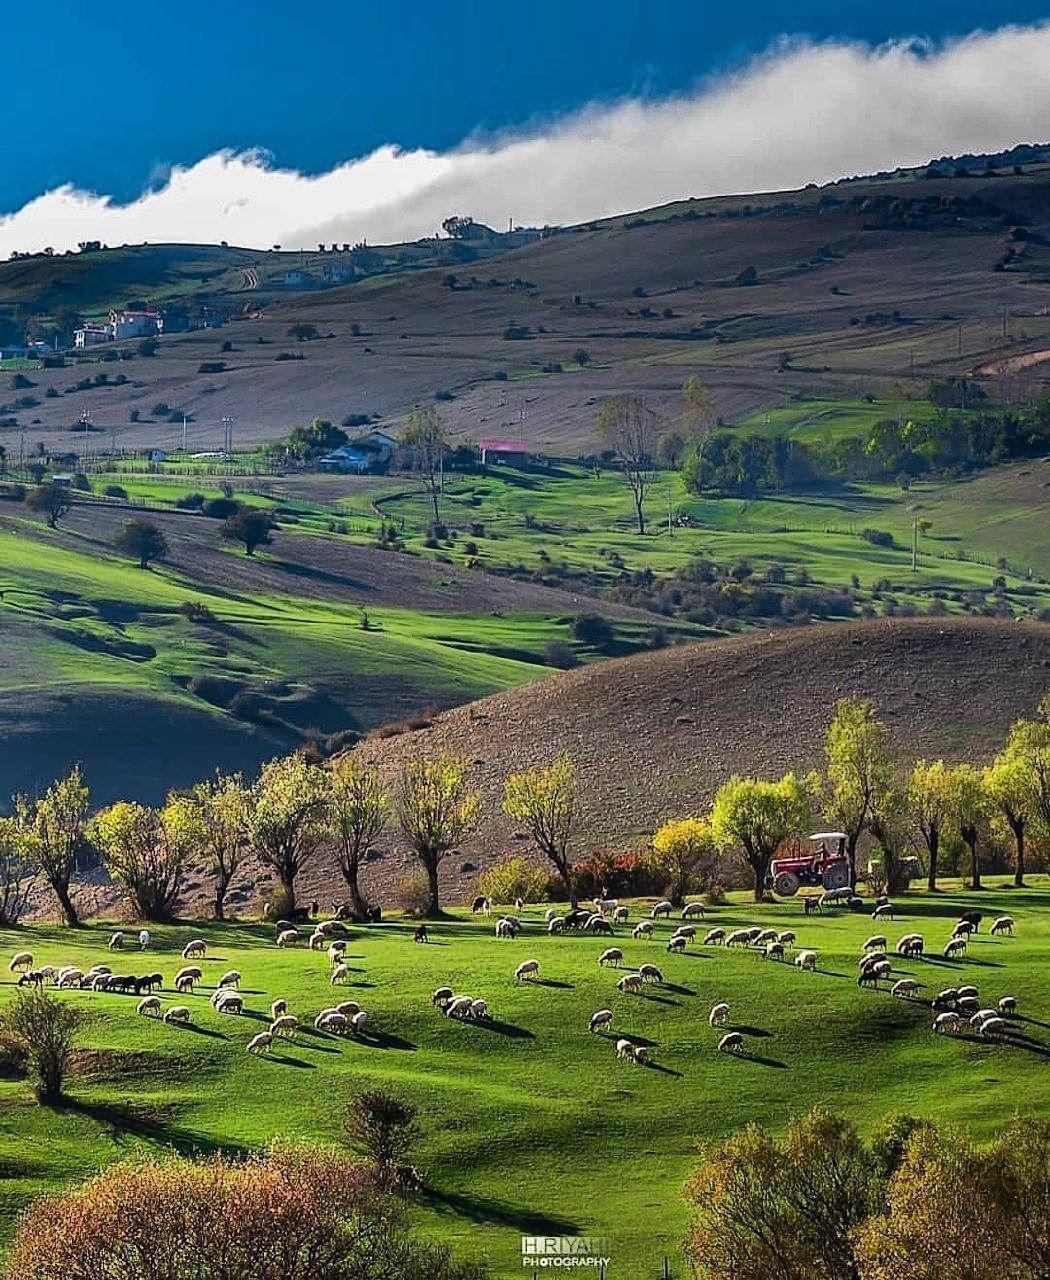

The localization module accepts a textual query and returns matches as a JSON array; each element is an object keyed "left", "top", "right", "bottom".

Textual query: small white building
[
  {"left": 109, "top": 310, "right": 162, "bottom": 340},
  {"left": 74, "top": 324, "right": 113, "bottom": 348}
]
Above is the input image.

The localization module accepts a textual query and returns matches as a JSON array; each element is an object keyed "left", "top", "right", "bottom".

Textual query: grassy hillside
[{"left": 0, "top": 883, "right": 1046, "bottom": 1277}]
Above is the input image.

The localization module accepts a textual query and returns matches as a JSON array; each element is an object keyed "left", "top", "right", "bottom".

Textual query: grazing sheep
[
  {"left": 617, "top": 973, "right": 643, "bottom": 994},
  {"left": 182, "top": 939, "right": 206, "bottom": 959},
  {"left": 327, "top": 941, "right": 347, "bottom": 962},
  {"left": 933, "top": 988, "right": 959, "bottom": 1009},
  {"left": 469, "top": 999, "right": 489, "bottom": 1021},
  {"left": 764, "top": 941, "right": 785, "bottom": 961},
  {"left": 755, "top": 928, "right": 778, "bottom": 945},
  {"left": 431, "top": 987, "right": 454, "bottom": 1008},
  {"left": 315, "top": 919, "right": 347, "bottom": 938},
  {"left": 952, "top": 920, "right": 975, "bottom": 938},
  {"left": 891, "top": 978, "right": 921, "bottom": 999},
  {"left": 872, "top": 903, "right": 893, "bottom": 921},
  {"left": 777, "top": 931, "right": 796, "bottom": 948},
  {"left": 515, "top": 898, "right": 526, "bottom": 912},
  {"left": 667, "top": 935, "right": 688, "bottom": 954},
  {"left": 858, "top": 969, "right": 881, "bottom": 989},
  {"left": 138, "top": 930, "right": 150, "bottom": 950},
  {"left": 515, "top": 959, "right": 540, "bottom": 982},
  {"left": 703, "top": 928, "right": 726, "bottom": 946},
  {"left": 589, "top": 1009, "right": 613, "bottom": 1033},
  {"left": 269, "top": 1014, "right": 298, "bottom": 1038},
  {"left": 956, "top": 996, "right": 980, "bottom": 1015},
  {"left": 998, "top": 996, "right": 1017, "bottom": 1015},
  {"left": 585, "top": 915, "right": 614, "bottom": 936},
  {"left": 630, "top": 1045, "right": 650, "bottom": 1065},
  {"left": 957, "top": 985, "right": 979, "bottom": 1000},
  {"left": 615, "top": 1037, "right": 634, "bottom": 1061},
  {"left": 247, "top": 1031, "right": 273, "bottom": 1054},
  {"left": 859, "top": 951, "right": 887, "bottom": 967},
  {"left": 547, "top": 917, "right": 566, "bottom": 935},
  {"left": 17, "top": 970, "right": 45, "bottom": 988},
  {"left": 943, "top": 937, "right": 967, "bottom": 959},
  {"left": 743, "top": 927, "right": 763, "bottom": 943},
  {"left": 271, "top": 999, "right": 288, "bottom": 1019},
  {"left": 215, "top": 993, "right": 243, "bottom": 1014},
  {"left": 803, "top": 896, "right": 822, "bottom": 915},
  {"left": 933, "top": 1012, "right": 962, "bottom": 1035},
  {"left": 330, "top": 963, "right": 350, "bottom": 984},
  {"left": 335, "top": 1001, "right": 361, "bottom": 1017},
  {"left": 36, "top": 965, "right": 56, "bottom": 984},
  {"left": 795, "top": 950, "right": 817, "bottom": 971},
  {"left": 108, "top": 931, "right": 124, "bottom": 950},
  {"left": 613, "top": 906, "right": 630, "bottom": 923},
  {"left": 990, "top": 916, "right": 1014, "bottom": 937},
  {"left": 598, "top": 948, "right": 623, "bottom": 968},
  {"left": 164, "top": 1005, "right": 190, "bottom": 1024},
  {"left": 958, "top": 910, "right": 983, "bottom": 932},
  {"left": 725, "top": 929, "right": 750, "bottom": 948},
  {"left": 137, "top": 995, "right": 161, "bottom": 1016},
  {"left": 682, "top": 902, "right": 705, "bottom": 919},
  {"left": 898, "top": 936, "right": 925, "bottom": 958},
  {"left": 970, "top": 1009, "right": 999, "bottom": 1028},
  {"left": 8, "top": 952, "right": 33, "bottom": 973},
  {"left": 632, "top": 921, "right": 654, "bottom": 939},
  {"left": 218, "top": 970, "right": 241, "bottom": 990},
  {"left": 413, "top": 924, "right": 429, "bottom": 943},
  {"left": 58, "top": 968, "right": 84, "bottom": 988},
  {"left": 445, "top": 996, "right": 473, "bottom": 1019},
  {"left": 317, "top": 1011, "right": 350, "bottom": 1034},
  {"left": 639, "top": 963, "right": 663, "bottom": 984},
  {"left": 350, "top": 1011, "right": 368, "bottom": 1034},
  {"left": 495, "top": 918, "right": 518, "bottom": 939},
  {"left": 709, "top": 1002, "right": 730, "bottom": 1027},
  {"left": 471, "top": 896, "right": 491, "bottom": 916},
  {"left": 864, "top": 935, "right": 888, "bottom": 953},
  {"left": 314, "top": 1008, "right": 339, "bottom": 1028},
  {"left": 718, "top": 1032, "right": 744, "bottom": 1054},
  {"left": 309, "top": 932, "right": 326, "bottom": 951},
  {"left": 174, "top": 965, "right": 202, "bottom": 987},
  {"left": 651, "top": 901, "right": 673, "bottom": 919},
  {"left": 979, "top": 1016, "right": 1007, "bottom": 1039},
  {"left": 545, "top": 907, "right": 558, "bottom": 923},
  {"left": 276, "top": 929, "right": 299, "bottom": 948}
]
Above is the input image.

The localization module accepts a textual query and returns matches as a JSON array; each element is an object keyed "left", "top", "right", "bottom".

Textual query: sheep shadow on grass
[
  {"left": 353, "top": 1029, "right": 415, "bottom": 1051},
  {"left": 662, "top": 981, "right": 695, "bottom": 996},
  {"left": 594, "top": 1029, "right": 659, "bottom": 1047},
  {"left": 636, "top": 990, "right": 680, "bottom": 1007},
  {"left": 730, "top": 1049, "right": 788, "bottom": 1069},
  {"left": 263, "top": 1052, "right": 317, "bottom": 1068},
  {"left": 465, "top": 1018, "right": 534, "bottom": 1039},
  {"left": 166, "top": 1022, "right": 228, "bottom": 1040},
  {"left": 531, "top": 978, "right": 574, "bottom": 990},
  {"left": 728, "top": 1023, "right": 772, "bottom": 1038}
]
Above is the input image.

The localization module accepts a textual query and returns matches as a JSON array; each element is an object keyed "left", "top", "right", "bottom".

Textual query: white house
[
  {"left": 109, "top": 310, "right": 161, "bottom": 340},
  {"left": 74, "top": 324, "right": 112, "bottom": 348}
]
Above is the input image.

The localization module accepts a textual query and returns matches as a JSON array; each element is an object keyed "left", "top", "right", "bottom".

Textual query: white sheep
[
  {"left": 764, "top": 941, "right": 785, "bottom": 961},
  {"left": 108, "top": 931, "right": 124, "bottom": 950},
  {"left": 795, "top": 950, "right": 817, "bottom": 971},
  {"left": 247, "top": 1031, "right": 273, "bottom": 1054},
  {"left": 615, "top": 1037, "right": 634, "bottom": 1060},
  {"left": 269, "top": 1014, "right": 298, "bottom": 1038},
  {"left": 957, "top": 996, "right": 980, "bottom": 1015},
  {"left": 990, "top": 916, "right": 1014, "bottom": 937},
  {"left": 681, "top": 902, "right": 705, "bottom": 919},
  {"left": 777, "top": 931, "right": 796, "bottom": 948},
  {"left": 327, "top": 941, "right": 347, "bottom": 962},
  {"left": 667, "top": 935, "right": 687, "bottom": 954},
  {"left": 137, "top": 995, "right": 161, "bottom": 1016},
  {"left": 163, "top": 1005, "right": 190, "bottom": 1024},
  {"left": 271, "top": 999, "right": 288, "bottom": 1019},
  {"left": 863, "top": 935, "right": 888, "bottom": 952},
  {"left": 952, "top": 920, "right": 975, "bottom": 938},
  {"left": 545, "top": 907, "right": 558, "bottom": 923},
  {"left": 314, "top": 1008, "right": 339, "bottom": 1029},
  {"left": 318, "top": 1011, "right": 350, "bottom": 1034},
  {"left": 515, "top": 959, "right": 540, "bottom": 982},
  {"left": 725, "top": 929, "right": 750, "bottom": 948},
  {"left": 445, "top": 996, "right": 473, "bottom": 1018},
  {"left": 547, "top": 918, "right": 566, "bottom": 935},
  {"left": 174, "top": 965, "right": 202, "bottom": 990},
  {"left": 182, "top": 939, "right": 206, "bottom": 959},
  {"left": 589, "top": 1009, "right": 613, "bottom": 1033},
  {"left": 933, "top": 1012, "right": 962, "bottom": 1035},
  {"left": 617, "top": 972, "right": 643, "bottom": 994},
  {"left": 709, "top": 1002, "right": 730, "bottom": 1027},
  {"left": 703, "top": 928, "right": 726, "bottom": 945},
  {"left": 957, "top": 985, "right": 979, "bottom": 1000},
  {"left": 639, "top": 963, "right": 663, "bottom": 984},
  {"left": 674, "top": 925, "right": 697, "bottom": 940},
  {"left": 350, "top": 1011, "right": 368, "bottom": 1034},
  {"left": 632, "top": 921, "right": 654, "bottom": 939},
  {"left": 933, "top": 988, "right": 959, "bottom": 1008},
  {"left": 36, "top": 965, "right": 56, "bottom": 983},
  {"left": 872, "top": 903, "right": 893, "bottom": 921},
  {"left": 613, "top": 906, "right": 630, "bottom": 923},
  {"left": 58, "top": 967, "right": 84, "bottom": 988},
  {"left": 469, "top": 999, "right": 489, "bottom": 1020},
  {"left": 891, "top": 978, "right": 921, "bottom": 999},
  {"left": 335, "top": 1000, "right": 361, "bottom": 1017},
  {"left": 631, "top": 1045, "right": 650, "bottom": 1066},
  {"left": 138, "top": 930, "right": 150, "bottom": 950},
  {"left": 330, "top": 963, "right": 350, "bottom": 984},
  {"left": 431, "top": 987, "right": 454, "bottom": 1008},
  {"left": 998, "top": 996, "right": 1017, "bottom": 1015},
  {"left": 276, "top": 928, "right": 299, "bottom": 948},
  {"left": 8, "top": 952, "right": 33, "bottom": 973},
  {"left": 979, "top": 1016, "right": 1007, "bottom": 1039},
  {"left": 216, "top": 992, "right": 243, "bottom": 1014},
  {"left": 309, "top": 931, "right": 326, "bottom": 951},
  {"left": 718, "top": 1032, "right": 744, "bottom": 1054},
  {"left": 943, "top": 937, "right": 967, "bottom": 959},
  {"left": 651, "top": 901, "right": 672, "bottom": 919},
  {"left": 755, "top": 928, "right": 778, "bottom": 945},
  {"left": 495, "top": 918, "right": 518, "bottom": 939},
  {"left": 218, "top": 970, "right": 241, "bottom": 989},
  {"left": 598, "top": 947, "right": 623, "bottom": 968}
]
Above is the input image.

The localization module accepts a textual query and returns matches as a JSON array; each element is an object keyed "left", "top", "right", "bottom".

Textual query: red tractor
[{"left": 767, "top": 832, "right": 851, "bottom": 897}]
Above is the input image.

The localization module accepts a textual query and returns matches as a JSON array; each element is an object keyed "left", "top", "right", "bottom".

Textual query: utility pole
[
  {"left": 221, "top": 414, "right": 233, "bottom": 457},
  {"left": 957, "top": 322, "right": 962, "bottom": 357},
  {"left": 912, "top": 517, "right": 918, "bottom": 572},
  {"left": 181, "top": 413, "right": 187, "bottom": 453},
  {"left": 667, "top": 488, "right": 673, "bottom": 539}
]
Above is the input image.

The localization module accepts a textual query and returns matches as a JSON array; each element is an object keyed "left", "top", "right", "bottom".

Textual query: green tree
[
  {"left": 186, "top": 770, "right": 249, "bottom": 920},
  {"left": 222, "top": 507, "right": 276, "bottom": 556},
  {"left": 399, "top": 406, "right": 448, "bottom": 526},
  {"left": 25, "top": 482, "right": 73, "bottom": 528},
  {"left": 651, "top": 816, "right": 720, "bottom": 906},
  {"left": 502, "top": 754, "right": 578, "bottom": 906},
  {"left": 907, "top": 760, "right": 956, "bottom": 892},
  {"left": 681, "top": 373, "right": 715, "bottom": 441},
  {"left": 114, "top": 518, "right": 168, "bottom": 568},
  {"left": 949, "top": 763, "right": 991, "bottom": 890},
  {"left": 476, "top": 855, "right": 550, "bottom": 906},
  {"left": 2, "top": 990, "right": 84, "bottom": 1103},
  {"left": 0, "top": 816, "right": 34, "bottom": 927},
  {"left": 395, "top": 755, "right": 480, "bottom": 917},
  {"left": 246, "top": 754, "right": 328, "bottom": 913},
  {"left": 823, "top": 697, "right": 893, "bottom": 889},
  {"left": 344, "top": 1089, "right": 421, "bottom": 1193},
  {"left": 329, "top": 754, "right": 389, "bottom": 921},
  {"left": 90, "top": 796, "right": 193, "bottom": 920},
  {"left": 595, "top": 395, "right": 660, "bottom": 534},
  {"left": 710, "top": 773, "right": 812, "bottom": 901},
  {"left": 17, "top": 766, "right": 88, "bottom": 926}
]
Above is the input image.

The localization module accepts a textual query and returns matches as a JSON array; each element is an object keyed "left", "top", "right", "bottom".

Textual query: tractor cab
[{"left": 767, "top": 832, "right": 850, "bottom": 897}]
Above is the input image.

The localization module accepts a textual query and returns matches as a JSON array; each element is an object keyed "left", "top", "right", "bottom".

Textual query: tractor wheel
[
  {"left": 822, "top": 862, "right": 850, "bottom": 891},
  {"left": 773, "top": 871, "right": 800, "bottom": 897}
]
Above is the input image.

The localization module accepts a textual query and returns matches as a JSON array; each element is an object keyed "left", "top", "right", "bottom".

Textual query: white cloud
[{"left": 2, "top": 25, "right": 1048, "bottom": 257}]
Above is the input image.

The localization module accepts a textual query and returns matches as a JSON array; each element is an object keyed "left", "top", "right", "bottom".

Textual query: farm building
[
  {"left": 109, "top": 309, "right": 162, "bottom": 340},
  {"left": 318, "top": 445, "right": 371, "bottom": 474},
  {"left": 480, "top": 438, "right": 531, "bottom": 465},
  {"left": 74, "top": 324, "right": 112, "bottom": 348}
]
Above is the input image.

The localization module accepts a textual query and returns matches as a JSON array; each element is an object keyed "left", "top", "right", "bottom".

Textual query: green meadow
[{"left": 0, "top": 883, "right": 1045, "bottom": 1277}]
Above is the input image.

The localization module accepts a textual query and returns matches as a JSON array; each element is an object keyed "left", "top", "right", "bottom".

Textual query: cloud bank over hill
[{"left": 2, "top": 25, "right": 1049, "bottom": 257}]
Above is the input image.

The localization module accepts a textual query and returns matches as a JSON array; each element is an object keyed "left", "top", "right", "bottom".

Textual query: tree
[
  {"left": 681, "top": 374, "right": 715, "bottom": 441},
  {"left": 25, "top": 482, "right": 73, "bottom": 528},
  {"left": 2, "top": 990, "right": 84, "bottom": 1103},
  {"left": 867, "top": 782, "right": 915, "bottom": 895},
  {"left": 502, "top": 754, "right": 578, "bottom": 906},
  {"left": 656, "top": 427, "right": 687, "bottom": 469},
  {"left": 18, "top": 766, "right": 88, "bottom": 926},
  {"left": 187, "top": 771, "right": 249, "bottom": 920},
  {"left": 245, "top": 754, "right": 328, "bottom": 914},
  {"left": 985, "top": 699, "right": 1050, "bottom": 886},
  {"left": 650, "top": 817, "right": 720, "bottom": 906},
  {"left": 476, "top": 855, "right": 550, "bottom": 906},
  {"left": 114, "top": 518, "right": 168, "bottom": 568},
  {"left": 395, "top": 754, "right": 480, "bottom": 917},
  {"left": 90, "top": 797, "right": 192, "bottom": 920},
  {"left": 0, "top": 816, "right": 34, "bottom": 927},
  {"left": 710, "top": 774, "right": 812, "bottom": 901},
  {"left": 344, "top": 1090, "right": 421, "bottom": 1193},
  {"left": 222, "top": 506, "right": 276, "bottom": 556},
  {"left": 949, "top": 764, "right": 991, "bottom": 890},
  {"left": 907, "top": 760, "right": 956, "bottom": 891},
  {"left": 823, "top": 697, "right": 893, "bottom": 888},
  {"left": 399, "top": 406, "right": 448, "bottom": 526},
  {"left": 329, "top": 754, "right": 389, "bottom": 922},
  {"left": 5, "top": 1145, "right": 485, "bottom": 1280},
  {"left": 685, "top": 1109, "right": 878, "bottom": 1280},
  {"left": 595, "top": 395, "right": 660, "bottom": 534}
]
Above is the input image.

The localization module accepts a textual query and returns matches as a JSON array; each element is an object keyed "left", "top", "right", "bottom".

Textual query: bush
[
  {"left": 179, "top": 600, "right": 216, "bottom": 623},
  {"left": 1, "top": 990, "right": 83, "bottom": 1103},
  {"left": 175, "top": 491, "right": 205, "bottom": 510},
  {"left": 264, "top": 884, "right": 296, "bottom": 923},
  {"left": 202, "top": 496, "right": 239, "bottom": 520},
  {"left": 344, "top": 1090, "right": 421, "bottom": 1193},
  {"left": 102, "top": 484, "right": 127, "bottom": 499},
  {"left": 862, "top": 528, "right": 895, "bottom": 548},
  {"left": 573, "top": 849, "right": 665, "bottom": 898},
  {"left": 477, "top": 856, "right": 550, "bottom": 906},
  {"left": 394, "top": 874, "right": 432, "bottom": 918},
  {"left": 572, "top": 612, "right": 614, "bottom": 648},
  {"left": 543, "top": 640, "right": 578, "bottom": 669}
]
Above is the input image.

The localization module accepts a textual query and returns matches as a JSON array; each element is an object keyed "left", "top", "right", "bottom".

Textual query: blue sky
[{"left": 2, "top": 0, "right": 1046, "bottom": 216}]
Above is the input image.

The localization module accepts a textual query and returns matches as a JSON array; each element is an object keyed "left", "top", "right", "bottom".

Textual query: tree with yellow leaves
[
  {"left": 16, "top": 765, "right": 89, "bottom": 927},
  {"left": 906, "top": 759, "right": 956, "bottom": 892},
  {"left": 650, "top": 816, "right": 720, "bottom": 907},
  {"left": 245, "top": 753, "right": 328, "bottom": 915},
  {"left": 502, "top": 754, "right": 577, "bottom": 906},
  {"left": 710, "top": 773, "right": 812, "bottom": 902},
  {"left": 186, "top": 770, "right": 250, "bottom": 920},
  {"left": 91, "top": 795, "right": 197, "bottom": 920},
  {"left": 395, "top": 754, "right": 480, "bottom": 917},
  {"left": 329, "top": 753, "right": 389, "bottom": 921},
  {"left": 822, "top": 696, "right": 893, "bottom": 889}
]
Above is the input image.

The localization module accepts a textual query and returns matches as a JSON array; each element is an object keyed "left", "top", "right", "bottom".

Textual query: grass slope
[{"left": 0, "top": 884, "right": 1046, "bottom": 1277}]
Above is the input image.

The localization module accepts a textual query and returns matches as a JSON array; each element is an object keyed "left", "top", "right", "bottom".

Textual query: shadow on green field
[
  {"left": 420, "top": 1186, "right": 579, "bottom": 1236},
  {"left": 59, "top": 1097, "right": 250, "bottom": 1159}
]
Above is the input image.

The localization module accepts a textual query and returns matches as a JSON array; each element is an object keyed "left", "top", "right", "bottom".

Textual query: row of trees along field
[{"left": 1, "top": 695, "right": 1046, "bottom": 925}]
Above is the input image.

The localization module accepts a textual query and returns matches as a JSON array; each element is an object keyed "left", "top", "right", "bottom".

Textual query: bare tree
[{"left": 595, "top": 396, "right": 660, "bottom": 534}]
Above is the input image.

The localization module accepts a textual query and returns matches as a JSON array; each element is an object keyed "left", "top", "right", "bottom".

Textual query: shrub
[
  {"left": 862, "top": 528, "right": 895, "bottom": 548},
  {"left": 1, "top": 990, "right": 83, "bottom": 1103},
  {"left": 477, "top": 856, "right": 550, "bottom": 905},
  {"left": 179, "top": 599, "right": 216, "bottom": 623},
  {"left": 344, "top": 1090, "right": 421, "bottom": 1193},
  {"left": 263, "top": 883, "right": 296, "bottom": 923},
  {"left": 175, "top": 491, "right": 205, "bottom": 510},
  {"left": 573, "top": 849, "right": 665, "bottom": 898},
  {"left": 202, "top": 496, "right": 239, "bottom": 520},
  {"left": 394, "top": 874, "right": 431, "bottom": 918},
  {"left": 572, "top": 612, "right": 614, "bottom": 648},
  {"left": 543, "top": 640, "right": 578, "bottom": 669},
  {"left": 102, "top": 484, "right": 128, "bottom": 499}
]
